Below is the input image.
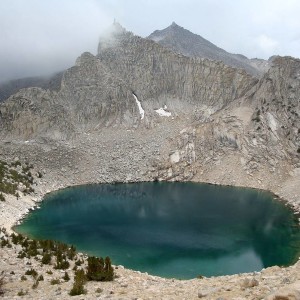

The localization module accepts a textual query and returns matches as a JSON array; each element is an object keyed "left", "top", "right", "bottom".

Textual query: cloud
[
  {"left": 0, "top": 0, "right": 112, "bottom": 81},
  {"left": 255, "top": 35, "right": 279, "bottom": 56},
  {"left": 0, "top": 0, "right": 299, "bottom": 82}
]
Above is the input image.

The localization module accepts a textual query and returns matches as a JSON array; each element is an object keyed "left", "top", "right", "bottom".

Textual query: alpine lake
[{"left": 15, "top": 182, "right": 300, "bottom": 279}]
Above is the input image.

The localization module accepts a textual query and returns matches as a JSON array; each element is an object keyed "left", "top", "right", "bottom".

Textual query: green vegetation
[
  {"left": 32, "top": 279, "right": 39, "bottom": 289},
  {"left": 17, "top": 289, "right": 28, "bottom": 296},
  {"left": 86, "top": 256, "right": 114, "bottom": 281},
  {"left": 54, "top": 251, "right": 70, "bottom": 270},
  {"left": 37, "top": 274, "right": 44, "bottom": 281},
  {"left": 63, "top": 271, "right": 70, "bottom": 281},
  {"left": 25, "top": 268, "right": 38, "bottom": 278},
  {"left": 69, "top": 269, "right": 87, "bottom": 296},
  {"left": 0, "top": 228, "right": 115, "bottom": 296},
  {"left": 50, "top": 278, "right": 60, "bottom": 285},
  {"left": 20, "top": 275, "right": 27, "bottom": 281},
  {"left": 41, "top": 252, "right": 52, "bottom": 264},
  {"left": 0, "top": 228, "right": 114, "bottom": 296},
  {"left": 0, "top": 159, "right": 39, "bottom": 197},
  {"left": 0, "top": 193, "right": 5, "bottom": 202},
  {"left": 0, "top": 272, "right": 4, "bottom": 296},
  {"left": 75, "top": 258, "right": 83, "bottom": 266}
]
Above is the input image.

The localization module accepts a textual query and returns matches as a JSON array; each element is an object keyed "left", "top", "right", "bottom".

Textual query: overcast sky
[{"left": 1, "top": 0, "right": 300, "bottom": 82}]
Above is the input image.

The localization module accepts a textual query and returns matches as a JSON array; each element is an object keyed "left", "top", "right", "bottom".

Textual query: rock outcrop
[{"left": 0, "top": 22, "right": 258, "bottom": 139}]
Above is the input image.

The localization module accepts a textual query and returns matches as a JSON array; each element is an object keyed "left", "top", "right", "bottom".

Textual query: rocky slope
[
  {"left": 2, "top": 225, "right": 300, "bottom": 300},
  {"left": 0, "top": 22, "right": 300, "bottom": 299},
  {"left": 0, "top": 23, "right": 258, "bottom": 140},
  {"left": 148, "top": 22, "right": 270, "bottom": 77}
]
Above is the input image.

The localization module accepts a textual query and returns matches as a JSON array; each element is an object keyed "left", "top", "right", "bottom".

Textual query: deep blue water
[{"left": 16, "top": 182, "right": 300, "bottom": 279}]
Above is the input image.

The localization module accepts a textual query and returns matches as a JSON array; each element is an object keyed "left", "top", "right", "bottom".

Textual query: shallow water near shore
[{"left": 16, "top": 182, "right": 300, "bottom": 279}]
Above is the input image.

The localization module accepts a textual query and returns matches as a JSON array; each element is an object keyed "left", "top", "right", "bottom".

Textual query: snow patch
[
  {"left": 170, "top": 150, "right": 180, "bottom": 163},
  {"left": 266, "top": 112, "right": 277, "bottom": 131},
  {"left": 155, "top": 105, "right": 171, "bottom": 117},
  {"left": 133, "top": 94, "right": 144, "bottom": 120}
]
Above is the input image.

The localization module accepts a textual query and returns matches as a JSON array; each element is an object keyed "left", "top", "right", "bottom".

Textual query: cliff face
[
  {"left": 0, "top": 24, "right": 258, "bottom": 139},
  {"left": 150, "top": 56, "right": 300, "bottom": 186},
  {"left": 97, "top": 25, "right": 258, "bottom": 115},
  {"left": 249, "top": 56, "right": 300, "bottom": 156},
  {"left": 0, "top": 51, "right": 141, "bottom": 139}
]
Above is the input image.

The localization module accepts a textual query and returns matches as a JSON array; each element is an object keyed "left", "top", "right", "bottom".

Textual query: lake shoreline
[
  {"left": 14, "top": 181, "right": 300, "bottom": 279},
  {"left": 2, "top": 177, "right": 300, "bottom": 299}
]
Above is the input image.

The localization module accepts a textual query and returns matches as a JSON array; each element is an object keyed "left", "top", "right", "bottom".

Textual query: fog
[{"left": 1, "top": 0, "right": 299, "bottom": 82}]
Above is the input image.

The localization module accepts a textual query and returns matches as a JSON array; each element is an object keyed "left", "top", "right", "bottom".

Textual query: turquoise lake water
[{"left": 16, "top": 182, "right": 300, "bottom": 279}]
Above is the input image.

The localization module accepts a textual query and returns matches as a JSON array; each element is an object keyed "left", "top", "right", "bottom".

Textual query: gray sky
[{"left": 1, "top": 0, "right": 300, "bottom": 82}]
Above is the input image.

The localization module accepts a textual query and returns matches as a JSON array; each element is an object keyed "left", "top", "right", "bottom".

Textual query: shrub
[
  {"left": 75, "top": 258, "right": 83, "bottom": 266},
  {"left": 20, "top": 275, "right": 27, "bottom": 281},
  {"left": 41, "top": 252, "right": 52, "bottom": 264},
  {"left": 37, "top": 274, "right": 44, "bottom": 281},
  {"left": 21, "top": 238, "right": 29, "bottom": 248},
  {"left": 50, "top": 278, "right": 60, "bottom": 285},
  {"left": 11, "top": 233, "right": 24, "bottom": 245},
  {"left": 32, "top": 280, "right": 39, "bottom": 289},
  {"left": 86, "top": 256, "right": 114, "bottom": 282},
  {"left": 0, "top": 239, "right": 9, "bottom": 248},
  {"left": 0, "top": 193, "right": 5, "bottom": 202},
  {"left": 69, "top": 269, "right": 87, "bottom": 296},
  {"left": 17, "top": 289, "right": 27, "bottom": 296},
  {"left": 54, "top": 252, "right": 70, "bottom": 270},
  {"left": 67, "top": 245, "right": 76, "bottom": 260},
  {"left": 25, "top": 268, "right": 38, "bottom": 278},
  {"left": 18, "top": 251, "right": 26, "bottom": 258},
  {"left": 63, "top": 271, "right": 70, "bottom": 281},
  {"left": 0, "top": 272, "right": 4, "bottom": 296}
]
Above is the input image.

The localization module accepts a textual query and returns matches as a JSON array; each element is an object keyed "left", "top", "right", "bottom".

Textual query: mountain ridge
[
  {"left": 148, "top": 22, "right": 270, "bottom": 77},
  {"left": 0, "top": 22, "right": 272, "bottom": 103}
]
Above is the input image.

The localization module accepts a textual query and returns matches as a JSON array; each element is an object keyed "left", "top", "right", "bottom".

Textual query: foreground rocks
[{"left": 2, "top": 231, "right": 300, "bottom": 299}]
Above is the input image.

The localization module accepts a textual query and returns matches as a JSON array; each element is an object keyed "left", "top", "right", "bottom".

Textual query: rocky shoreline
[{"left": 2, "top": 174, "right": 300, "bottom": 299}]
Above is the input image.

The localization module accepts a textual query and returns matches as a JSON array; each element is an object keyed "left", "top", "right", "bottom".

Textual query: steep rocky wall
[
  {"left": 150, "top": 56, "right": 300, "bottom": 185},
  {"left": 0, "top": 87, "right": 73, "bottom": 139},
  {"left": 97, "top": 31, "right": 258, "bottom": 116},
  {"left": 248, "top": 56, "right": 300, "bottom": 158},
  {"left": 59, "top": 52, "right": 141, "bottom": 130},
  {"left": 0, "top": 52, "right": 143, "bottom": 139}
]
